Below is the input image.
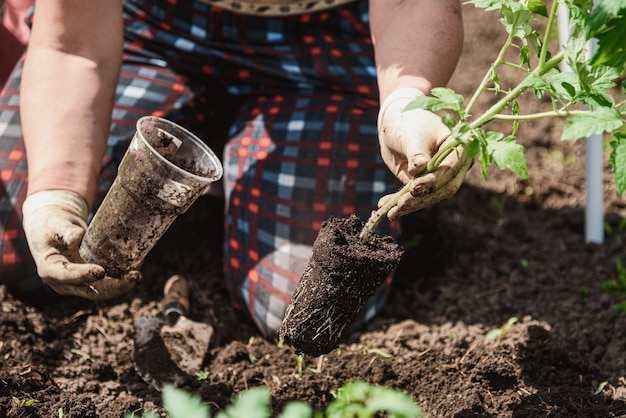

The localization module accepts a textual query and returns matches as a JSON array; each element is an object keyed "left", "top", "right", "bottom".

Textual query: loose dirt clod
[{"left": 278, "top": 215, "right": 403, "bottom": 357}]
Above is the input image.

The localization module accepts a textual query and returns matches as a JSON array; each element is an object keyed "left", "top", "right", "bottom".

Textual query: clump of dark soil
[
  {"left": 279, "top": 214, "right": 403, "bottom": 357},
  {"left": 3, "top": 4, "right": 626, "bottom": 418}
]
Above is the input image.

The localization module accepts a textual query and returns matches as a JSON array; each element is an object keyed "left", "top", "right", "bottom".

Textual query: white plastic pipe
[{"left": 557, "top": 2, "right": 604, "bottom": 244}]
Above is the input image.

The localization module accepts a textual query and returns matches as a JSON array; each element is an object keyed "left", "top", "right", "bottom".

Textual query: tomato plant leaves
[
  {"left": 391, "top": 0, "right": 626, "bottom": 221},
  {"left": 526, "top": 0, "right": 548, "bottom": 17},
  {"left": 562, "top": 107, "right": 624, "bottom": 140},
  {"left": 610, "top": 135, "right": 626, "bottom": 195},
  {"left": 487, "top": 134, "right": 529, "bottom": 178},
  {"left": 405, "top": 87, "right": 466, "bottom": 118}
]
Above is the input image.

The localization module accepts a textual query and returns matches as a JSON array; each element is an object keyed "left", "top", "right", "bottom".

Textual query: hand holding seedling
[
  {"left": 377, "top": 87, "right": 475, "bottom": 221},
  {"left": 363, "top": 0, "right": 626, "bottom": 239}
]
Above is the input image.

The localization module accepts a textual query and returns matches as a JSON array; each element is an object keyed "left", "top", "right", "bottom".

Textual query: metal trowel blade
[{"left": 133, "top": 315, "right": 213, "bottom": 391}]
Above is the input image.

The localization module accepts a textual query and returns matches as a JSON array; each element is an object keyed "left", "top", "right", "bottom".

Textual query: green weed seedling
[
  {"left": 11, "top": 397, "right": 37, "bottom": 408},
  {"left": 486, "top": 316, "right": 519, "bottom": 340},
  {"left": 125, "top": 381, "right": 423, "bottom": 418},
  {"left": 604, "top": 217, "right": 626, "bottom": 242},
  {"left": 294, "top": 353, "right": 304, "bottom": 379},
  {"left": 70, "top": 348, "right": 93, "bottom": 362},
  {"left": 602, "top": 259, "right": 626, "bottom": 312},
  {"left": 246, "top": 336, "right": 258, "bottom": 364},
  {"left": 364, "top": 343, "right": 394, "bottom": 359},
  {"left": 195, "top": 369, "right": 210, "bottom": 381},
  {"left": 327, "top": 381, "right": 425, "bottom": 418}
]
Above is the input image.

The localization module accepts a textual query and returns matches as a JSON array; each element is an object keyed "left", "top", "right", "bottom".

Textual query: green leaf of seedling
[
  {"left": 276, "top": 401, "right": 312, "bottom": 418},
  {"left": 500, "top": 4, "right": 534, "bottom": 40},
  {"left": 594, "top": 381, "right": 609, "bottom": 395},
  {"left": 366, "top": 348, "right": 394, "bottom": 359},
  {"left": 586, "top": 0, "right": 626, "bottom": 36},
  {"left": 465, "top": 0, "right": 507, "bottom": 12},
  {"left": 328, "top": 382, "right": 425, "bottom": 418},
  {"left": 367, "top": 387, "right": 426, "bottom": 418},
  {"left": 589, "top": 15, "right": 626, "bottom": 69},
  {"left": 539, "top": 71, "right": 582, "bottom": 103},
  {"left": 216, "top": 387, "right": 271, "bottom": 418},
  {"left": 162, "top": 385, "right": 210, "bottom": 418},
  {"left": 610, "top": 135, "right": 626, "bottom": 194},
  {"left": 487, "top": 134, "right": 528, "bottom": 178},
  {"left": 70, "top": 348, "right": 92, "bottom": 362},
  {"left": 519, "top": 45, "right": 531, "bottom": 67},
  {"left": 561, "top": 107, "right": 624, "bottom": 140},
  {"left": 511, "top": 100, "right": 520, "bottom": 136},
  {"left": 405, "top": 87, "right": 465, "bottom": 117},
  {"left": 526, "top": 0, "right": 548, "bottom": 17},
  {"left": 586, "top": 1, "right": 626, "bottom": 69}
]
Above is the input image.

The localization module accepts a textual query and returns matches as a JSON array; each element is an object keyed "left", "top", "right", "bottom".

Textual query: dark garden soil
[{"left": 3, "top": 4, "right": 626, "bottom": 418}]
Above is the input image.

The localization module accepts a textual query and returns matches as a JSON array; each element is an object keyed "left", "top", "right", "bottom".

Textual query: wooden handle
[{"left": 161, "top": 274, "right": 190, "bottom": 324}]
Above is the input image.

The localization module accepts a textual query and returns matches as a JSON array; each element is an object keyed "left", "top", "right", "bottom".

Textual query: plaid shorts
[{"left": 0, "top": 0, "right": 401, "bottom": 336}]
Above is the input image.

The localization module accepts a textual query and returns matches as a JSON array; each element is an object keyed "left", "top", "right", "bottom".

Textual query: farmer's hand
[
  {"left": 22, "top": 190, "right": 142, "bottom": 301},
  {"left": 378, "top": 87, "right": 473, "bottom": 220}
]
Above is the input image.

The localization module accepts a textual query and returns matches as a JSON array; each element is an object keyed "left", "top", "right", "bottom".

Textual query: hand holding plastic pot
[{"left": 79, "top": 116, "right": 223, "bottom": 278}]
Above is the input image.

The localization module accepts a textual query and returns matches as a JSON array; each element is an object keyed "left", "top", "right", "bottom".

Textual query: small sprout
[
  {"left": 275, "top": 337, "right": 285, "bottom": 348},
  {"left": 366, "top": 348, "right": 394, "bottom": 359},
  {"left": 195, "top": 369, "right": 210, "bottom": 381},
  {"left": 245, "top": 337, "right": 258, "bottom": 364},
  {"left": 70, "top": 348, "right": 93, "bottom": 361},
  {"left": 486, "top": 317, "right": 518, "bottom": 340},
  {"left": 294, "top": 353, "right": 304, "bottom": 379},
  {"left": 594, "top": 381, "right": 608, "bottom": 395},
  {"left": 364, "top": 343, "right": 394, "bottom": 359},
  {"left": 306, "top": 355, "right": 324, "bottom": 374},
  {"left": 12, "top": 397, "right": 37, "bottom": 408},
  {"left": 602, "top": 259, "right": 626, "bottom": 312}
]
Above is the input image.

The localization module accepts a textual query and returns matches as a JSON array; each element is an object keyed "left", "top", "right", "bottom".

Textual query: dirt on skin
[{"left": 3, "top": 4, "right": 626, "bottom": 418}]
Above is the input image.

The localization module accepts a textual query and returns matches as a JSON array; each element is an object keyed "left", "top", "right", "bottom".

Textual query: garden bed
[{"left": 2, "top": 4, "right": 626, "bottom": 417}]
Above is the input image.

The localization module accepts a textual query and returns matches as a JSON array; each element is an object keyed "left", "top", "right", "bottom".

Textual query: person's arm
[
  {"left": 21, "top": 0, "right": 123, "bottom": 208},
  {"left": 20, "top": 0, "right": 141, "bottom": 300},
  {"left": 370, "top": 0, "right": 463, "bottom": 103},
  {"left": 370, "top": 0, "right": 470, "bottom": 219}
]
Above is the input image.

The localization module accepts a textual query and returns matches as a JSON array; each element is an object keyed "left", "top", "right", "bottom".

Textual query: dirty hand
[
  {"left": 377, "top": 87, "right": 473, "bottom": 220},
  {"left": 22, "top": 190, "right": 141, "bottom": 301}
]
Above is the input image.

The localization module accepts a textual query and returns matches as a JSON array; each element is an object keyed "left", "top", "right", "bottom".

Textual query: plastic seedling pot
[{"left": 79, "top": 116, "right": 223, "bottom": 277}]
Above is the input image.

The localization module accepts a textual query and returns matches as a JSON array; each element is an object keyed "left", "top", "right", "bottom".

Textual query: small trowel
[{"left": 133, "top": 274, "right": 213, "bottom": 391}]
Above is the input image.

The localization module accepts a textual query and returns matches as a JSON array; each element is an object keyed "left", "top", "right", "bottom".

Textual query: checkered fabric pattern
[{"left": 0, "top": 0, "right": 401, "bottom": 336}]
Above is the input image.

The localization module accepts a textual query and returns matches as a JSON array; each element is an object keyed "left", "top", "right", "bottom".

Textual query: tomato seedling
[{"left": 363, "top": 0, "right": 626, "bottom": 237}]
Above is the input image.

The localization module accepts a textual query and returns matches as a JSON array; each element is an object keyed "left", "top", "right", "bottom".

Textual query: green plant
[
  {"left": 195, "top": 369, "right": 210, "bottom": 381},
  {"left": 602, "top": 258, "right": 626, "bottom": 311},
  {"left": 246, "top": 336, "right": 258, "bottom": 363},
  {"left": 362, "top": 0, "right": 626, "bottom": 238},
  {"left": 11, "top": 396, "right": 37, "bottom": 408},
  {"left": 70, "top": 348, "right": 93, "bottom": 361},
  {"left": 294, "top": 353, "right": 304, "bottom": 379},
  {"left": 327, "top": 381, "right": 425, "bottom": 418},
  {"left": 364, "top": 343, "right": 394, "bottom": 359},
  {"left": 125, "top": 381, "right": 423, "bottom": 418},
  {"left": 604, "top": 216, "right": 626, "bottom": 242},
  {"left": 486, "top": 316, "right": 519, "bottom": 340}
]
